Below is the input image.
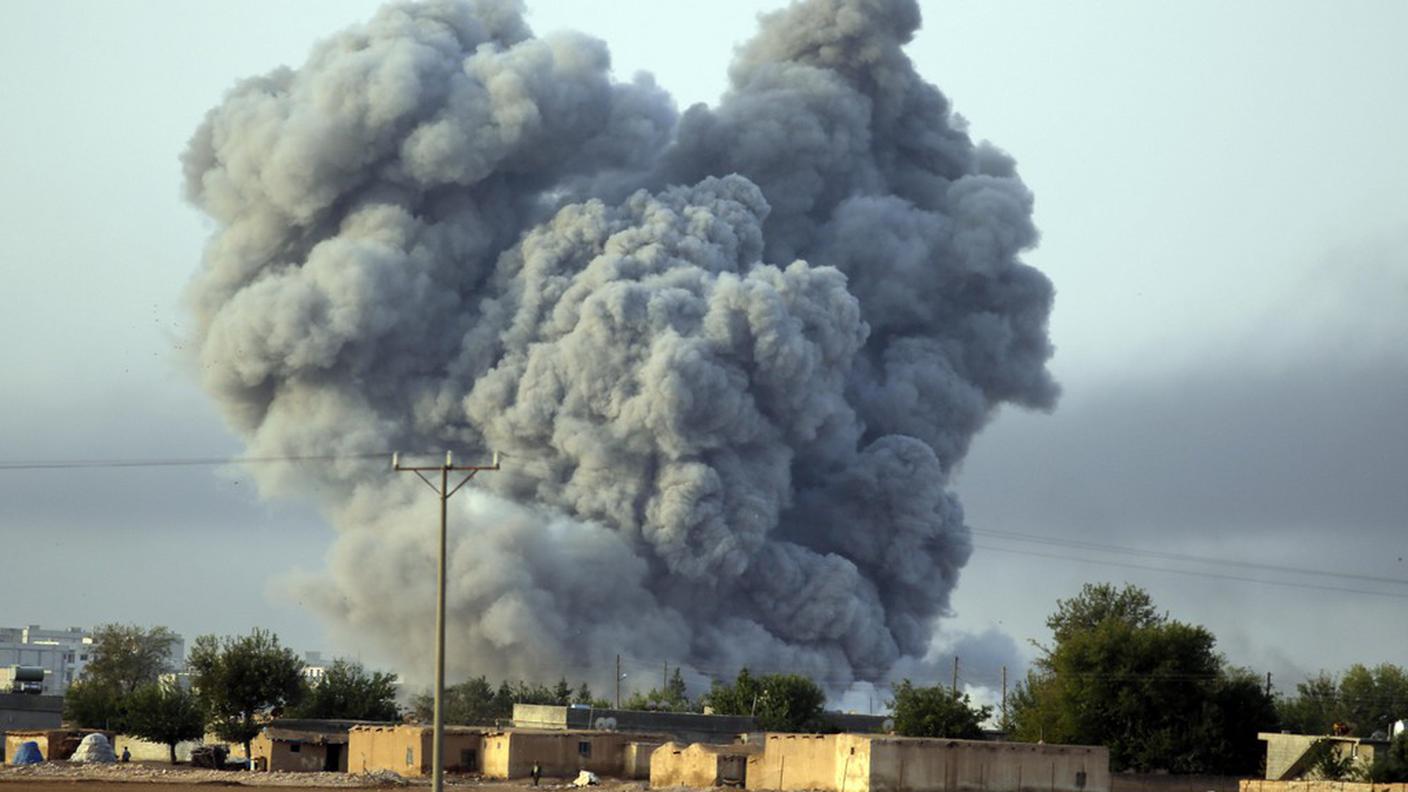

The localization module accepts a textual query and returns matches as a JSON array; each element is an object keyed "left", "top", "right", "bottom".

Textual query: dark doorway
[
  {"left": 324, "top": 743, "right": 343, "bottom": 771},
  {"left": 460, "top": 748, "right": 479, "bottom": 772}
]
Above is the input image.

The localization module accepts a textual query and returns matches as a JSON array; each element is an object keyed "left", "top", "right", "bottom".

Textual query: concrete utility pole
[
  {"left": 1001, "top": 665, "right": 1007, "bottom": 727},
  {"left": 393, "top": 450, "right": 500, "bottom": 792},
  {"left": 616, "top": 654, "right": 622, "bottom": 709},
  {"left": 951, "top": 656, "right": 959, "bottom": 694}
]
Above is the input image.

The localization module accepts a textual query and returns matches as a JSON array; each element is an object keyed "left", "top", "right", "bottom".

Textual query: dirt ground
[{"left": 0, "top": 763, "right": 654, "bottom": 792}]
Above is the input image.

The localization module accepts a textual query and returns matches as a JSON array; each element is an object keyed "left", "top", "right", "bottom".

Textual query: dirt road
[{"left": 0, "top": 764, "right": 649, "bottom": 792}]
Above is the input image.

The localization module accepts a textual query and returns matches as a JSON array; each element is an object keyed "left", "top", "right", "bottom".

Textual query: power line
[
  {"left": 971, "top": 527, "right": 1408, "bottom": 588},
  {"left": 972, "top": 543, "right": 1408, "bottom": 601},
  {"left": 0, "top": 452, "right": 394, "bottom": 470}
]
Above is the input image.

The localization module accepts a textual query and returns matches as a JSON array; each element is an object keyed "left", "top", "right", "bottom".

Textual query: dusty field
[{"left": 0, "top": 763, "right": 653, "bottom": 792}]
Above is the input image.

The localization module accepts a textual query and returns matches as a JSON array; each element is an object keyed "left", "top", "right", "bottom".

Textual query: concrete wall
[
  {"left": 513, "top": 704, "right": 754, "bottom": 744},
  {"left": 111, "top": 735, "right": 202, "bottom": 763},
  {"left": 347, "top": 725, "right": 482, "bottom": 777},
  {"left": 1258, "top": 734, "right": 1382, "bottom": 781},
  {"left": 0, "top": 694, "right": 63, "bottom": 731},
  {"left": 867, "top": 737, "right": 1109, "bottom": 792}
]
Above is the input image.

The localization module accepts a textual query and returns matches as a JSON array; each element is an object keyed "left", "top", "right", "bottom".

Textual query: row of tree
[
  {"left": 1006, "top": 583, "right": 1408, "bottom": 778},
  {"left": 63, "top": 584, "right": 1408, "bottom": 778},
  {"left": 64, "top": 626, "right": 398, "bottom": 762}
]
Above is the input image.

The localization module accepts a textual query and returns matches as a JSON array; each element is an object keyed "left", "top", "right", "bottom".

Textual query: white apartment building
[
  {"left": 0, "top": 625, "right": 186, "bottom": 695},
  {"left": 0, "top": 626, "right": 93, "bottom": 694}
]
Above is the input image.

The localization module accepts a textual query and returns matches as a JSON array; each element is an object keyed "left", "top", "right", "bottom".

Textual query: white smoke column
[{"left": 184, "top": 0, "right": 1056, "bottom": 690}]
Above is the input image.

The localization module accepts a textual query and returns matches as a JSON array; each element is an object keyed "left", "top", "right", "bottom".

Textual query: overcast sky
[{"left": 1, "top": 0, "right": 1405, "bottom": 699}]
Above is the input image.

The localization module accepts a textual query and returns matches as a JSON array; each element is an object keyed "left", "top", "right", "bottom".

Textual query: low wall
[
  {"left": 512, "top": 704, "right": 753, "bottom": 744},
  {"left": 1113, "top": 775, "right": 1241, "bottom": 792},
  {"left": 867, "top": 737, "right": 1109, "bottom": 792},
  {"left": 111, "top": 735, "right": 202, "bottom": 763},
  {"left": 1241, "top": 781, "right": 1408, "bottom": 792}
]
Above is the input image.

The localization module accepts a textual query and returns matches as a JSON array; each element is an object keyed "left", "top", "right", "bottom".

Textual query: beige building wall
[
  {"left": 5, "top": 729, "right": 115, "bottom": 762},
  {"left": 347, "top": 725, "right": 482, "bottom": 777},
  {"left": 625, "top": 740, "right": 665, "bottom": 779},
  {"left": 739, "top": 733, "right": 1108, "bottom": 792},
  {"left": 5, "top": 731, "right": 52, "bottom": 763},
  {"left": 653, "top": 741, "right": 760, "bottom": 788},
  {"left": 111, "top": 735, "right": 201, "bottom": 763},
  {"left": 255, "top": 736, "right": 340, "bottom": 772},
  {"left": 867, "top": 737, "right": 1108, "bottom": 792},
  {"left": 746, "top": 733, "right": 841, "bottom": 790},
  {"left": 482, "top": 730, "right": 642, "bottom": 779}
]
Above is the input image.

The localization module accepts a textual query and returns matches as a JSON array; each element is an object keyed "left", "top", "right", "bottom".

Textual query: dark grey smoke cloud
[{"left": 183, "top": 0, "right": 1055, "bottom": 690}]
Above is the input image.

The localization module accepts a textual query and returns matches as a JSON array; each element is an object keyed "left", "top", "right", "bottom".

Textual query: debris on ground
[{"left": 70, "top": 733, "right": 118, "bottom": 763}]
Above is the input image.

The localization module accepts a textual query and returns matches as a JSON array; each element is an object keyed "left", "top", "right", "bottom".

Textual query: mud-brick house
[
  {"left": 251, "top": 719, "right": 395, "bottom": 772},
  {"left": 347, "top": 724, "right": 485, "bottom": 777},
  {"left": 651, "top": 741, "right": 761, "bottom": 787}
]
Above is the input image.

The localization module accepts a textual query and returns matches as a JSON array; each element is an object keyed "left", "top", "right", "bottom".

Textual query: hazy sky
[{"left": 2, "top": 0, "right": 1405, "bottom": 699}]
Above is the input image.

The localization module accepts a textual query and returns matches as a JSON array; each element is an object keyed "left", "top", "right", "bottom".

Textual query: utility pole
[
  {"left": 952, "top": 656, "right": 959, "bottom": 694},
  {"left": 1001, "top": 665, "right": 1008, "bottom": 729},
  {"left": 1266, "top": 671, "right": 1273, "bottom": 697},
  {"left": 393, "top": 450, "right": 500, "bottom": 792},
  {"left": 616, "top": 654, "right": 622, "bottom": 709}
]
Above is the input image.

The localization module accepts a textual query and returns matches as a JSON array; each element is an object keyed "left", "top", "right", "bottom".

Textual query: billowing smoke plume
[{"left": 184, "top": 0, "right": 1056, "bottom": 690}]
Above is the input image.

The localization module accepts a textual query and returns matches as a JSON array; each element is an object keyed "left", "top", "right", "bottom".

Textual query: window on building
[
  {"left": 290, "top": 744, "right": 301, "bottom": 753},
  {"left": 406, "top": 747, "right": 415, "bottom": 766},
  {"left": 578, "top": 740, "right": 591, "bottom": 757}
]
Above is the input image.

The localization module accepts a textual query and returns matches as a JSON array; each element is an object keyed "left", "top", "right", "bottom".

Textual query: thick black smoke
[{"left": 184, "top": 0, "right": 1056, "bottom": 690}]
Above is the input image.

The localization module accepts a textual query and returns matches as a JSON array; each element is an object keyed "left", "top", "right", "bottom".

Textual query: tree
[
  {"left": 704, "top": 669, "right": 826, "bottom": 732},
  {"left": 65, "top": 623, "right": 181, "bottom": 728},
  {"left": 188, "top": 629, "right": 304, "bottom": 761},
  {"left": 624, "top": 669, "right": 694, "bottom": 712},
  {"left": 1009, "top": 583, "right": 1277, "bottom": 774},
  {"left": 291, "top": 659, "right": 399, "bottom": 721},
  {"left": 1338, "top": 664, "right": 1408, "bottom": 736},
  {"left": 411, "top": 676, "right": 603, "bottom": 725},
  {"left": 1277, "top": 673, "right": 1344, "bottom": 735},
  {"left": 553, "top": 678, "right": 573, "bottom": 706},
  {"left": 1045, "top": 583, "right": 1161, "bottom": 644},
  {"left": 124, "top": 683, "right": 205, "bottom": 763},
  {"left": 889, "top": 680, "right": 989, "bottom": 739},
  {"left": 84, "top": 624, "right": 181, "bottom": 695},
  {"left": 1369, "top": 735, "right": 1408, "bottom": 782},
  {"left": 63, "top": 678, "right": 127, "bottom": 730}
]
